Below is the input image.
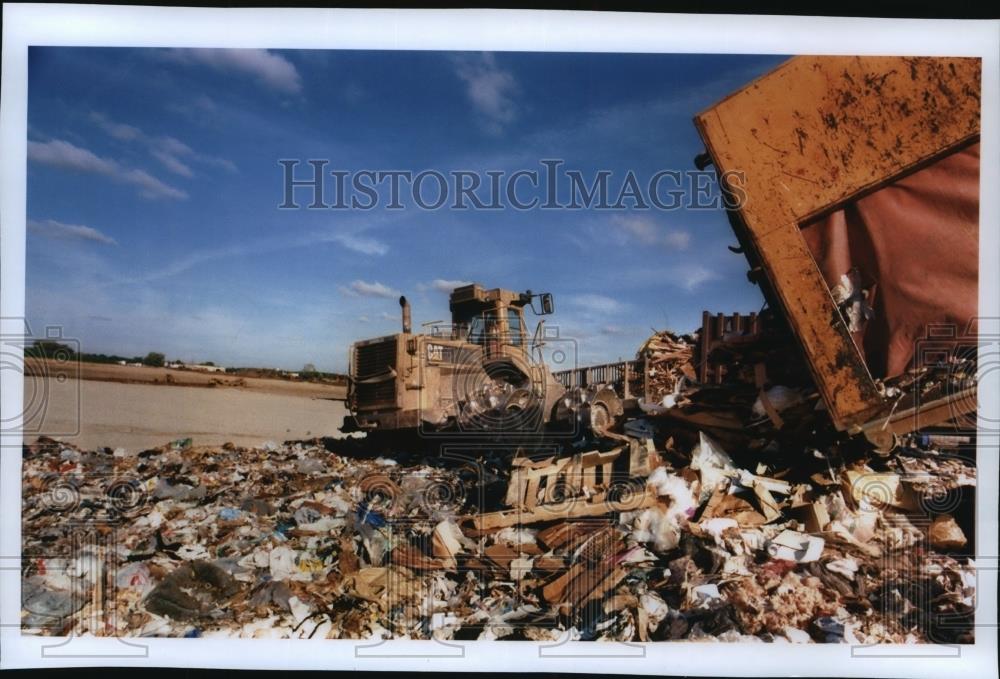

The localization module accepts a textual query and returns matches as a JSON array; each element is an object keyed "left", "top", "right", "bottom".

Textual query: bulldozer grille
[{"left": 353, "top": 338, "right": 397, "bottom": 408}]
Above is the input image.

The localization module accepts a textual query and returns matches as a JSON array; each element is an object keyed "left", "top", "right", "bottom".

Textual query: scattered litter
[
  {"left": 928, "top": 514, "right": 968, "bottom": 550},
  {"left": 690, "top": 433, "right": 737, "bottom": 502},
  {"left": 766, "top": 530, "right": 825, "bottom": 563}
]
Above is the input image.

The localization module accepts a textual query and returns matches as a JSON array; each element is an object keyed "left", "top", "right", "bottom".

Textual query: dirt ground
[
  {"left": 21, "top": 366, "right": 348, "bottom": 451},
  {"left": 26, "top": 358, "right": 345, "bottom": 399}
]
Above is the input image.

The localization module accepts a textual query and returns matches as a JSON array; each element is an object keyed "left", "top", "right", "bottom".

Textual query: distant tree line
[
  {"left": 25, "top": 341, "right": 347, "bottom": 383},
  {"left": 24, "top": 341, "right": 166, "bottom": 367},
  {"left": 227, "top": 365, "right": 347, "bottom": 385}
]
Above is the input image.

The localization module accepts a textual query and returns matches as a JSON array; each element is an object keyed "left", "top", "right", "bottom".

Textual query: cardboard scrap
[
  {"left": 766, "top": 530, "right": 825, "bottom": 563},
  {"left": 928, "top": 514, "right": 968, "bottom": 550},
  {"left": 842, "top": 470, "right": 919, "bottom": 511}
]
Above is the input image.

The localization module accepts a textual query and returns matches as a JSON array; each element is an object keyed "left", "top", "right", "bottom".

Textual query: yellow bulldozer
[{"left": 340, "top": 283, "right": 624, "bottom": 447}]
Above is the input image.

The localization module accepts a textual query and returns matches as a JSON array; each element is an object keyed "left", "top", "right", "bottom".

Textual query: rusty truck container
[{"left": 694, "top": 56, "right": 980, "bottom": 445}]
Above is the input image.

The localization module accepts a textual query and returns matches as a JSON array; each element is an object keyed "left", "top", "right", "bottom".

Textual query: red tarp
[{"left": 802, "top": 143, "right": 980, "bottom": 379}]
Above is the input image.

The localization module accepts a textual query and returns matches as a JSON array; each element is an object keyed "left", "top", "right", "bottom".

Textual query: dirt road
[{"left": 21, "top": 375, "right": 348, "bottom": 451}]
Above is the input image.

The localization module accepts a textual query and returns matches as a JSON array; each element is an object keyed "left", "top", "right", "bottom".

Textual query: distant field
[
  {"left": 21, "top": 361, "right": 348, "bottom": 451},
  {"left": 26, "top": 358, "right": 346, "bottom": 399}
]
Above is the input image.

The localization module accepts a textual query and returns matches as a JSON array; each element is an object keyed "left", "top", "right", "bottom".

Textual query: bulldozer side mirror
[
  {"left": 539, "top": 292, "right": 554, "bottom": 315},
  {"left": 526, "top": 291, "right": 554, "bottom": 315}
]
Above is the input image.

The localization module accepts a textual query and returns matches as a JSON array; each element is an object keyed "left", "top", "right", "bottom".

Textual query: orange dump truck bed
[{"left": 694, "top": 56, "right": 980, "bottom": 441}]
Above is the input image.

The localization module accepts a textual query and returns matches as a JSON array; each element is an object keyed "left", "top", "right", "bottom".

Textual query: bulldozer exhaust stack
[{"left": 399, "top": 295, "right": 411, "bottom": 334}]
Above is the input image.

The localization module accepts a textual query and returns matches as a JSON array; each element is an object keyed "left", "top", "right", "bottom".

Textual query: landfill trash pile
[
  {"left": 22, "top": 417, "right": 976, "bottom": 642},
  {"left": 635, "top": 330, "right": 696, "bottom": 405},
  {"left": 21, "top": 437, "right": 483, "bottom": 639},
  {"left": 632, "top": 315, "right": 826, "bottom": 462}
]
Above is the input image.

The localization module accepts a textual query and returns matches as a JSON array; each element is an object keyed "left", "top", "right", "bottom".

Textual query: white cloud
[
  {"left": 165, "top": 48, "right": 302, "bottom": 95},
  {"left": 673, "top": 264, "right": 718, "bottom": 291},
  {"left": 151, "top": 149, "right": 194, "bottom": 177},
  {"left": 120, "top": 168, "right": 188, "bottom": 200},
  {"left": 339, "top": 280, "right": 400, "bottom": 299},
  {"left": 453, "top": 53, "right": 518, "bottom": 134},
  {"left": 663, "top": 230, "right": 692, "bottom": 249},
  {"left": 124, "top": 228, "right": 389, "bottom": 284},
  {"left": 92, "top": 116, "right": 142, "bottom": 141},
  {"left": 157, "top": 136, "right": 192, "bottom": 156},
  {"left": 331, "top": 233, "right": 388, "bottom": 256},
  {"left": 89, "top": 112, "right": 237, "bottom": 177},
  {"left": 27, "top": 139, "right": 117, "bottom": 174},
  {"left": 193, "top": 95, "right": 218, "bottom": 112},
  {"left": 568, "top": 294, "right": 625, "bottom": 314},
  {"left": 168, "top": 94, "right": 219, "bottom": 121},
  {"left": 137, "top": 247, "right": 241, "bottom": 283},
  {"left": 27, "top": 139, "right": 187, "bottom": 200},
  {"left": 427, "top": 278, "right": 472, "bottom": 293},
  {"left": 638, "top": 264, "right": 718, "bottom": 292},
  {"left": 28, "top": 219, "right": 117, "bottom": 246},
  {"left": 600, "top": 324, "right": 630, "bottom": 336},
  {"left": 612, "top": 214, "right": 690, "bottom": 250}
]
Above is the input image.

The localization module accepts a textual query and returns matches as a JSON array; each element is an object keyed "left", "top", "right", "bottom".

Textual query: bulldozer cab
[{"left": 449, "top": 284, "right": 531, "bottom": 359}]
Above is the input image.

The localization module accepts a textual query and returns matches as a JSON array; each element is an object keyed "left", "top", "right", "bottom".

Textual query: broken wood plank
[
  {"left": 542, "top": 561, "right": 586, "bottom": 604},
  {"left": 483, "top": 544, "right": 519, "bottom": 571},
  {"left": 468, "top": 491, "right": 658, "bottom": 530},
  {"left": 583, "top": 464, "right": 596, "bottom": 493},
  {"left": 628, "top": 438, "right": 653, "bottom": 478},
  {"left": 787, "top": 501, "right": 831, "bottom": 533},
  {"left": 740, "top": 472, "right": 793, "bottom": 496},
  {"left": 575, "top": 565, "right": 628, "bottom": 608},
  {"left": 504, "top": 467, "right": 528, "bottom": 508},
  {"left": 752, "top": 482, "right": 782, "bottom": 523},
  {"left": 532, "top": 555, "right": 568, "bottom": 572},
  {"left": 536, "top": 519, "right": 610, "bottom": 551},
  {"left": 391, "top": 544, "right": 446, "bottom": 571},
  {"left": 524, "top": 477, "right": 540, "bottom": 510}
]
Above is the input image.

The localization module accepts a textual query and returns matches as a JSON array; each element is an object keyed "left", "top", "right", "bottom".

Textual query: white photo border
[{"left": 1, "top": 4, "right": 997, "bottom": 676}]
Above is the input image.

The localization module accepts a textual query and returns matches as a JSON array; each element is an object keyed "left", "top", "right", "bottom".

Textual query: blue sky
[{"left": 26, "top": 48, "right": 784, "bottom": 372}]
